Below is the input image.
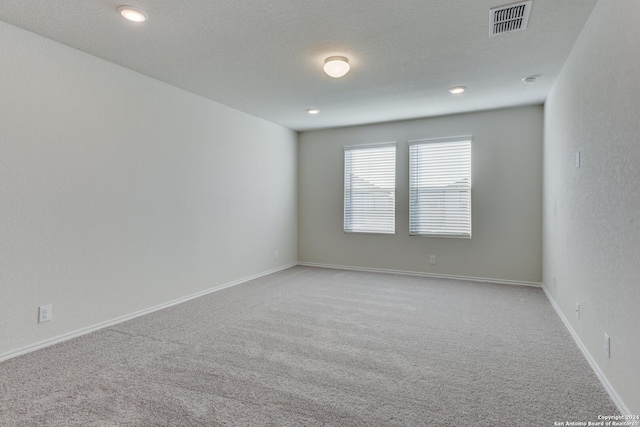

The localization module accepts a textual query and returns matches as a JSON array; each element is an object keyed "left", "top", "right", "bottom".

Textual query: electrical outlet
[
  {"left": 274, "top": 250, "right": 279, "bottom": 260},
  {"left": 604, "top": 333, "right": 610, "bottom": 358},
  {"left": 575, "top": 303, "right": 580, "bottom": 319},
  {"left": 429, "top": 255, "right": 436, "bottom": 265},
  {"left": 38, "top": 304, "right": 52, "bottom": 323}
]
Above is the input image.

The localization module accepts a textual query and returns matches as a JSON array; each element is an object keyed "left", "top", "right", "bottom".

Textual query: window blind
[
  {"left": 344, "top": 144, "right": 396, "bottom": 234},
  {"left": 409, "top": 138, "right": 471, "bottom": 238}
]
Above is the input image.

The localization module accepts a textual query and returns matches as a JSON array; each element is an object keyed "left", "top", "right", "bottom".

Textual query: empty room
[{"left": 1, "top": 0, "right": 638, "bottom": 425}]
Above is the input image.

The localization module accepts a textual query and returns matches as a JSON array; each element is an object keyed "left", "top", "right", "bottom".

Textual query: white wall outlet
[
  {"left": 429, "top": 255, "right": 436, "bottom": 265},
  {"left": 274, "top": 250, "right": 279, "bottom": 260},
  {"left": 575, "top": 303, "right": 580, "bottom": 319},
  {"left": 38, "top": 304, "right": 52, "bottom": 323},
  {"left": 576, "top": 151, "right": 581, "bottom": 168},
  {"left": 604, "top": 333, "right": 610, "bottom": 358}
]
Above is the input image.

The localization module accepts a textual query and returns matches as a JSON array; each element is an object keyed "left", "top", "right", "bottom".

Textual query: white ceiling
[{"left": 0, "top": 0, "right": 597, "bottom": 131}]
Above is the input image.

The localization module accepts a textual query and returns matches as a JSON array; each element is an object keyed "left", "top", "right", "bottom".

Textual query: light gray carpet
[{"left": 0, "top": 266, "right": 618, "bottom": 426}]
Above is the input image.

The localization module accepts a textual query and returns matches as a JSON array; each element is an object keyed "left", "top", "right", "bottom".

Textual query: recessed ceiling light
[
  {"left": 307, "top": 108, "right": 320, "bottom": 115},
  {"left": 117, "top": 5, "right": 148, "bottom": 23},
  {"left": 522, "top": 75, "right": 538, "bottom": 84},
  {"left": 323, "top": 56, "right": 350, "bottom": 78},
  {"left": 449, "top": 86, "right": 466, "bottom": 94}
]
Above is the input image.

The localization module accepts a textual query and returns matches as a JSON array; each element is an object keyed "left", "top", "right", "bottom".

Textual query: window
[
  {"left": 344, "top": 143, "right": 396, "bottom": 234},
  {"left": 409, "top": 137, "right": 471, "bottom": 238}
]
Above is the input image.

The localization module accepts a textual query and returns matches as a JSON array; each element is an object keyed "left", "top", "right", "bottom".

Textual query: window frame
[
  {"left": 343, "top": 142, "right": 397, "bottom": 235},
  {"left": 408, "top": 136, "right": 472, "bottom": 239}
]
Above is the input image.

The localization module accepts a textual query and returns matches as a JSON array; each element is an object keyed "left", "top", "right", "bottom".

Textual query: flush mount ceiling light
[
  {"left": 449, "top": 86, "right": 466, "bottom": 94},
  {"left": 522, "top": 75, "right": 538, "bottom": 84},
  {"left": 117, "top": 5, "right": 148, "bottom": 22},
  {"left": 307, "top": 108, "right": 320, "bottom": 115},
  {"left": 323, "top": 56, "right": 350, "bottom": 78}
]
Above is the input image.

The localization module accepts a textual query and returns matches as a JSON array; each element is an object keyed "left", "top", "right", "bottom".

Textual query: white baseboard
[
  {"left": 0, "top": 263, "right": 297, "bottom": 364},
  {"left": 297, "top": 262, "right": 542, "bottom": 287},
  {"left": 541, "top": 284, "right": 634, "bottom": 419}
]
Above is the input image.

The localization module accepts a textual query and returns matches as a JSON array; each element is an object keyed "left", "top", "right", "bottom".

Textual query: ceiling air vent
[{"left": 490, "top": 1, "right": 532, "bottom": 37}]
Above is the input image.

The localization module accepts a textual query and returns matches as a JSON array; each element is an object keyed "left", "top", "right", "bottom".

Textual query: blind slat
[
  {"left": 344, "top": 145, "right": 396, "bottom": 234},
  {"left": 409, "top": 139, "right": 471, "bottom": 237}
]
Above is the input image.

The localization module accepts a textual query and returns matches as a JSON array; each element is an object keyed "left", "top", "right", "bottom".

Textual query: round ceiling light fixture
[
  {"left": 307, "top": 108, "right": 320, "bottom": 115},
  {"left": 449, "top": 86, "right": 466, "bottom": 94},
  {"left": 522, "top": 75, "right": 538, "bottom": 84},
  {"left": 323, "top": 56, "right": 350, "bottom": 78},
  {"left": 117, "top": 5, "right": 149, "bottom": 23}
]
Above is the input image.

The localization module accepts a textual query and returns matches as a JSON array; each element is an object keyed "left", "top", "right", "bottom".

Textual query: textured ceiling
[{"left": 0, "top": 0, "right": 597, "bottom": 131}]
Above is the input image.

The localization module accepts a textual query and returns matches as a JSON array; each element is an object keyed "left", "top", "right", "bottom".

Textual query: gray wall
[
  {"left": 299, "top": 106, "right": 543, "bottom": 283},
  {"left": 543, "top": 0, "right": 640, "bottom": 414},
  {"left": 0, "top": 21, "right": 297, "bottom": 357}
]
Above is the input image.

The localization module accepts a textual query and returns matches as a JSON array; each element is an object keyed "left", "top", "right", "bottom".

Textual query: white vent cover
[{"left": 490, "top": 1, "right": 532, "bottom": 37}]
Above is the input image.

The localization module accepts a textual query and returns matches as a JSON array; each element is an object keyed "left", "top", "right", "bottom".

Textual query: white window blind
[
  {"left": 344, "top": 144, "right": 396, "bottom": 234},
  {"left": 409, "top": 137, "right": 471, "bottom": 238}
]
